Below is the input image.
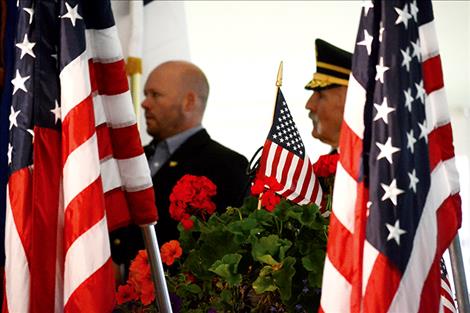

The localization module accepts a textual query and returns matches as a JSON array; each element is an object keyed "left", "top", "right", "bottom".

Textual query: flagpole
[
  {"left": 141, "top": 224, "right": 173, "bottom": 313},
  {"left": 257, "top": 61, "right": 284, "bottom": 210},
  {"left": 449, "top": 234, "right": 470, "bottom": 313}
]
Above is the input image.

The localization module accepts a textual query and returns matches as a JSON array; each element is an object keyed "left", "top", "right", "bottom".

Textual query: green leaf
[
  {"left": 273, "top": 256, "right": 296, "bottom": 301},
  {"left": 252, "top": 265, "right": 277, "bottom": 293},
  {"left": 301, "top": 250, "right": 326, "bottom": 272},
  {"left": 209, "top": 253, "right": 243, "bottom": 287},
  {"left": 184, "top": 283, "right": 202, "bottom": 294},
  {"left": 252, "top": 234, "right": 292, "bottom": 264}
]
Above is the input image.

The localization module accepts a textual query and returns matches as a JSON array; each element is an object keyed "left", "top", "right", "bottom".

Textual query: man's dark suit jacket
[{"left": 111, "top": 129, "right": 250, "bottom": 265}]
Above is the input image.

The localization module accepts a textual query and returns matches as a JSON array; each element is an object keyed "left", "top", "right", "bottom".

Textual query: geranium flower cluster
[
  {"left": 250, "top": 175, "right": 282, "bottom": 212},
  {"left": 169, "top": 174, "right": 217, "bottom": 230},
  {"left": 116, "top": 250, "right": 155, "bottom": 306},
  {"left": 312, "top": 153, "right": 339, "bottom": 178},
  {"left": 160, "top": 240, "right": 183, "bottom": 266}
]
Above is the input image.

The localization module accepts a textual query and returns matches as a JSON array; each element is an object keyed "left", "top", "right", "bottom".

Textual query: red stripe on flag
[
  {"left": 362, "top": 253, "right": 402, "bottom": 313},
  {"left": 269, "top": 145, "right": 283, "bottom": 180},
  {"left": 125, "top": 188, "right": 158, "bottom": 224},
  {"left": 436, "top": 193, "right": 462, "bottom": 255},
  {"left": 339, "top": 121, "right": 363, "bottom": 180},
  {"left": 96, "top": 124, "right": 113, "bottom": 160},
  {"left": 418, "top": 259, "right": 441, "bottom": 313},
  {"left": 428, "top": 124, "right": 455, "bottom": 170},
  {"left": 63, "top": 259, "right": 115, "bottom": 313},
  {"left": 422, "top": 56, "right": 444, "bottom": 94},
  {"left": 258, "top": 140, "right": 272, "bottom": 176},
  {"left": 104, "top": 188, "right": 131, "bottom": 231},
  {"left": 109, "top": 125, "right": 146, "bottom": 159},
  {"left": 326, "top": 212, "right": 354, "bottom": 283},
  {"left": 63, "top": 179, "right": 106, "bottom": 251},
  {"left": 91, "top": 60, "right": 129, "bottom": 96},
  {"left": 279, "top": 152, "right": 294, "bottom": 187},
  {"left": 30, "top": 128, "right": 61, "bottom": 313},
  {"left": 61, "top": 95, "right": 95, "bottom": 161}
]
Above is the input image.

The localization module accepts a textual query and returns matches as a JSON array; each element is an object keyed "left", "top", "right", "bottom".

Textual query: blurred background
[{"left": 112, "top": 0, "right": 470, "bottom": 290}]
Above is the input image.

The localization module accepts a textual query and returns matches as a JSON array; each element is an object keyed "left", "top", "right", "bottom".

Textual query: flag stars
[
  {"left": 395, "top": 3, "right": 412, "bottom": 29},
  {"left": 357, "top": 29, "right": 373, "bottom": 55},
  {"left": 406, "top": 129, "right": 417, "bottom": 153},
  {"left": 386, "top": 220, "right": 407, "bottom": 245},
  {"left": 23, "top": 7, "right": 34, "bottom": 24},
  {"left": 9, "top": 107, "right": 21, "bottom": 130},
  {"left": 381, "top": 179, "right": 404, "bottom": 206},
  {"left": 415, "top": 80, "right": 426, "bottom": 104},
  {"left": 418, "top": 121, "right": 429, "bottom": 143},
  {"left": 7, "top": 144, "right": 13, "bottom": 165},
  {"left": 61, "top": 2, "right": 83, "bottom": 27},
  {"left": 376, "top": 137, "right": 400, "bottom": 164},
  {"left": 375, "top": 57, "right": 389, "bottom": 83},
  {"left": 379, "top": 22, "right": 385, "bottom": 42},
  {"left": 411, "top": 39, "right": 422, "bottom": 61},
  {"left": 50, "top": 101, "right": 61, "bottom": 124},
  {"left": 410, "top": 0, "right": 419, "bottom": 23},
  {"left": 408, "top": 169, "right": 420, "bottom": 193},
  {"left": 400, "top": 47, "right": 412, "bottom": 72},
  {"left": 11, "top": 70, "right": 30, "bottom": 94},
  {"left": 373, "top": 97, "right": 395, "bottom": 125},
  {"left": 362, "top": 0, "right": 374, "bottom": 16},
  {"left": 404, "top": 88, "right": 414, "bottom": 112},
  {"left": 16, "top": 34, "right": 36, "bottom": 59}
]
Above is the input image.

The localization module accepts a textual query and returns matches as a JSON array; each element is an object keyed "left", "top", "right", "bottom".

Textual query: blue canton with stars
[
  {"left": 268, "top": 89, "right": 305, "bottom": 159},
  {"left": 356, "top": 0, "right": 433, "bottom": 273}
]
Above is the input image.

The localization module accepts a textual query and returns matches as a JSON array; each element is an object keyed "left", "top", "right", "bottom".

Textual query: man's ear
[{"left": 182, "top": 91, "right": 196, "bottom": 112}]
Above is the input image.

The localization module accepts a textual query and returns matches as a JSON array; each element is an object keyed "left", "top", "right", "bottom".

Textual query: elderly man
[
  {"left": 305, "top": 39, "right": 352, "bottom": 149},
  {"left": 111, "top": 61, "right": 249, "bottom": 267}
]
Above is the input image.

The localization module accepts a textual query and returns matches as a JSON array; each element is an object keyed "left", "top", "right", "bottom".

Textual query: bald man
[{"left": 111, "top": 61, "right": 249, "bottom": 267}]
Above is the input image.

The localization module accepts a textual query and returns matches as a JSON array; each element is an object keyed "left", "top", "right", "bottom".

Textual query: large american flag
[
  {"left": 257, "top": 88, "right": 322, "bottom": 206},
  {"left": 320, "top": 1, "right": 461, "bottom": 312},
  {"left": 5, "top": 0, "right": 157, "bottom": 312}
]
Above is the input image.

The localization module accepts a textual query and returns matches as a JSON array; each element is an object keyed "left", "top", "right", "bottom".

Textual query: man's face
[
  {"left": 305, "top": 86, "right": 347, "bottom": 147},
  {"left": 141, "top": 66, "right": 185, "bottom": 141}
]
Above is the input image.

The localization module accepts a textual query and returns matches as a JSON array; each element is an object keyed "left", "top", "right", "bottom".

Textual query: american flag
[
  {"left": 439, "top": 258, "right": 457, "bottom": 313},
  {"left": 320, "top": 1, "right": 461, "bottom": 312},
  {"left": 257, "top": 88, "right": 322, "bottom": 206},
  {"left": 5, "top": 0, "right": 157, "bottom": 312}
]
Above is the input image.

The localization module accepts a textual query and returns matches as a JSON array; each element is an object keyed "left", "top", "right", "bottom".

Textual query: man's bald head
[{"left": 141, "top": 61, "right": 210, "bottom": 140}]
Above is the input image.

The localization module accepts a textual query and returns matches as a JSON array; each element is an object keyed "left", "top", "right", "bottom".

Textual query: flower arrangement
[{"left": 116, "top": 172, "right": 331, "bottom": 312}]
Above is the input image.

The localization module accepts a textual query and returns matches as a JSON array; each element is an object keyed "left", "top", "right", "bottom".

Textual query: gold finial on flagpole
[{"left": 276, "top": 61, "right": 283, "bottom": 87}]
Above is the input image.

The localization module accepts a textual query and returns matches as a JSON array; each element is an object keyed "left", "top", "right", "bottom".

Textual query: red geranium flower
[
  {"left": 260, "top": 190, "right": 281, "bottom": 212},
  {"left": 313, "top": 153, "right": 339, "bottom": 177},
  {"left": 160, "top": 240, "right": 183, "bottom": 266},
  {"left": 116, "top": 284, "right": 139, "bottom": 305},
  {"left": 169, "top": 175, "right": 218, "bottom": 226}
]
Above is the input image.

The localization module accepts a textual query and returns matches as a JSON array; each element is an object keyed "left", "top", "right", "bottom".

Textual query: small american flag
[
  {"left": 440, "top": 258, "right": 457, "bottom": 313},
  {"left": 320, "top": 1, "right": 461, "bottom": 312},
  {"left": 5, "top": 0, "right": 157, "bottom": 312},
  {"left": 257, "top": 88, "right": 322, "bottom": 206}
]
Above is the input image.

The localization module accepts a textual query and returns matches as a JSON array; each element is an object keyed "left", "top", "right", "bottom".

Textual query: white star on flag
[
  {"left": 11, "top": 70, "right": 30, "bottom": 94},
  {"left": 50, "top": 100, "right": 61, "bottom": 124},
  {"left": 408, "top": 169, "right": 420, "bottom": 193},
  {"left": 362, "top": 0, "right": 374, "bottom": 16},
  {"left": 357, "top": 29, "right": 373, "bottom": 55},
  {"left": 386, "top": 220, "right": 407, "bottom": 245},
  {"left": 395, "top": 4, "right": 412, "bottom": 29},
  {"left": 376, "top": 137, "right": 400, "bottom": 164},
  {"left": 418, "top": 121, "right": 428, "bottom": 143},
  {"left": 373, "top": 97, "right": 395, "bottom": 124},
  {"left": 415, "top": 80, "right": 426, "bottom": 103},
  {"left": 375, "top": 57, "right": 389, "bottom": 83},
  {"left": 411, "top": 39, "right": 422, "bottom": 61},
  {"left": 410, "top": 0, "right": 419, "bottom": 22},
  {"left": 404, "top": 88, "right": 414, "bottom": 112},
  {"left": 406, "top": 129, "right": 417, "bottom": 153},
  {"left": 61, "top": 2, "right": 83, "bottom": 27},
  {"left": 7, "top": 143, "right": 13, "bottom": 165},
  {"left": 401, "top": 47, "right": 412, "bottom": 72},
  {"left": 16, "top": 34, "right": 36, "bottom": 59},
  {"left": 381, "top": 179, "right": 404, "bottom": 206},
  {"left": 9, "top": 107, "right": 21, "bottom": 130},
  {"left": 23, "top": 7, "right": 34, "bottom": 24}
]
